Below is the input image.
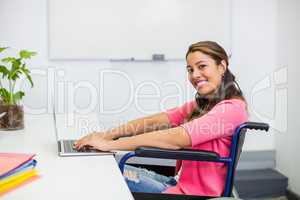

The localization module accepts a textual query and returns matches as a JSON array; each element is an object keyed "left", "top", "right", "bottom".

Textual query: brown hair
[{"left": 185, "top": 41, "right": 246, "bottom": 121}]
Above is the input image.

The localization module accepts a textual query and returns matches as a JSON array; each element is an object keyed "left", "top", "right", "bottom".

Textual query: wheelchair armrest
[
  {"left": 133, "top": 192, "right": 213, "bottom": 200},
  {"left": 135, "top": 147, "right": 220, "bottom": 162},
  {"left": 242, "top": 122, "right": 269, "bottom": 131}
]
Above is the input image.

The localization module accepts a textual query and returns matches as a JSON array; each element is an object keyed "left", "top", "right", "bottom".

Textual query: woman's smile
[{"left": 195, "top": 80, "right": 208, "bottom": 89}]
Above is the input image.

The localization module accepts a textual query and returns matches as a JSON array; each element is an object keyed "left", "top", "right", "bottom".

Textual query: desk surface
[{"left": 0, "top": 114, "right": 133, "bottom": 200}]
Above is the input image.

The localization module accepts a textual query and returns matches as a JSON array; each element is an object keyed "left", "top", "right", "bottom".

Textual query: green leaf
[
  {"left": 20, "top": 64, "right": 34, "bottom": 87},
  {"left": 13, "top": 91, "right": 25, "bottom": 102},
  {"left": 8, "top": 69, "right": 21, "bottom": 81},
  {"left": 8, "top": 59, "right": 22, "bottom": 80},
  {"left": 0, "top": 88, "right": 11, "bottom": 104},
  {"left": 0, "top": 65, "right": 10, "bottom": 78},
  {"left": 2, "top": 57, "right": 16, "bottom": 63},
  {"left": 19, "top": 50, "right": 37, "bottom": 59},
  {"left": 12, "top": 58, "right": 21, "bottom": 69},
  {"left": 0, "top": 47, "right": 9, "bottom": 53}
]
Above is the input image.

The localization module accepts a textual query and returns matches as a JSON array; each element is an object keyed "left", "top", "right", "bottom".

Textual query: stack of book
[{"left": 0, "top": 153, "right": 39, "bottom": 196}]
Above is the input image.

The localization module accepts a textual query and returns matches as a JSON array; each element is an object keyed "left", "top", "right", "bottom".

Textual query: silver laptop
[{"left": 52, "top": 95, "right": 114, "bottom": 157}]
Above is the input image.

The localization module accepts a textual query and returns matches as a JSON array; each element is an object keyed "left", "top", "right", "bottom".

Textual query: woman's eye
[
  {"left": 198, "top": 65, "right": 206, "bottom": 69},
  {"left": 187, "top": 68, "right": 193, "bottom": 73}
]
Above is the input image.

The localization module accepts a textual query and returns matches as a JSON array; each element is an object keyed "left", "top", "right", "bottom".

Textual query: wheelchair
[{"left": 118, "top": 122, "right": 269, "bottom": 200}]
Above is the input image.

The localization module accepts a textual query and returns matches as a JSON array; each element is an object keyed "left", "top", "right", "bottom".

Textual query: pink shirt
[{"left": 164, "top": 99, "right": 248, "bottom": 196}]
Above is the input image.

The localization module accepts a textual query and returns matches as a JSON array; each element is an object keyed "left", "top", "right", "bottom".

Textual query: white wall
[
  {"left": 231, "top": 0, "right": 279, "bottom": 150},
  {"left": 276, "top": 0, "right": 300, "bottom": 194},
  {"left": 0, "top": 0, "right": 279, "bottom": 151}
]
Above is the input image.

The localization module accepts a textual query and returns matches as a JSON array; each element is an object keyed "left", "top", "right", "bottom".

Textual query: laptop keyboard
[{"left": 63, "top": 140, "right": 93, "bottom": 153}]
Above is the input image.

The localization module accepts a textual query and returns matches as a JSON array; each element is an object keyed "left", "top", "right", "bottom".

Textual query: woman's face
[{"left": 186, "top": 51, "right": 226, "bottom": 97}]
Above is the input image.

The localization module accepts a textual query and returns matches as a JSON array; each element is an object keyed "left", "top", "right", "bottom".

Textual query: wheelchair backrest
[{"left": 225, "top": 127, "right": 247, "bottom": 196}]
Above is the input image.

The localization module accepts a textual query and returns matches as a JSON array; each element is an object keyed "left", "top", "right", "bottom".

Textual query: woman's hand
[{"left": 74, "top": 132, "right": 113, "bottom": 151}]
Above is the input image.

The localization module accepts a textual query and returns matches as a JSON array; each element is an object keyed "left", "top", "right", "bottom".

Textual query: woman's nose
[{"left": 192, "top": 69, "right": 202, "bottom": 79}]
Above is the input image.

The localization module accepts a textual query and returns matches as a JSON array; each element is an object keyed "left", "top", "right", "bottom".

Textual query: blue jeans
[{"left": 123, "top": 164, "right": 177, "bottom": 193}]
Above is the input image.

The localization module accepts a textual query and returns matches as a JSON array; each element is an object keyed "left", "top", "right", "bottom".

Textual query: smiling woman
[
  {"left": 184, "top": 41, "right": 245, "bottom": 121},
  {"left": 74, "top": 41, "right": 248, "bottom": 197}
]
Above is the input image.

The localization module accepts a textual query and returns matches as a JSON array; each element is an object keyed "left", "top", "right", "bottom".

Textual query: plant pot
[{"left": 0, "top": 104, "right": 24, "bottom": 130}]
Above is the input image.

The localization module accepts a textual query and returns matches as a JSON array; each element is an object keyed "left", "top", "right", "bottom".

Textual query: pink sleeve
[
  {"left": 165, "top": 101, "right": 196, "bottom": 127},
  {"left": 181, "top": 99, "right": 248, "bottom": 147}
]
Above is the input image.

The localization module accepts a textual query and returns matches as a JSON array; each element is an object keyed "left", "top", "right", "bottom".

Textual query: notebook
[
  {"left": 0, "top": 153, "right": 35, "bottom": 177},
  {"left": 0, "top": 153, "right": 39, "bottom": 196}
]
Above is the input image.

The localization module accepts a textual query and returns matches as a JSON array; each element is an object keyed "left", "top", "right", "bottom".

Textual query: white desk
[{"left": 0, "top": 114, "right": 133, "bottom": 200}]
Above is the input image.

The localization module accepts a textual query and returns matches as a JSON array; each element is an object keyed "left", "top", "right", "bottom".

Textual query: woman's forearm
[
  {"left": 104, "top": 112, "right": 171, "bottom": 140},
  {"left": 107, "top": 126, "right": 191, "bottom": 151}
]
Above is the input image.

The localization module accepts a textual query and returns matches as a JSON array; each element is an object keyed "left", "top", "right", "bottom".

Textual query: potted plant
[{"left": 0, "top": 47, "right": 36, "bottom": 130}]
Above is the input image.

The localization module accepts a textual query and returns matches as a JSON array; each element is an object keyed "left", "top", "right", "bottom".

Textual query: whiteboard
[{"left": 49, "top": 0, "right": 232, "bottom": 60}]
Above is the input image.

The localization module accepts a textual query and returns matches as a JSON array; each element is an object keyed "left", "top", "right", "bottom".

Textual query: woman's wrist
[
  {"left": 102, "top": 131, "right": 117, "bottom": 140},
  {"left": 108, "top": 136, "right": 139, "bottom": 151},
  {"left": 104, "top": 128, "right": 126, "bottom": 140},
  {"left": 107, "top": 124, "right": 134, "bottom": 140}
]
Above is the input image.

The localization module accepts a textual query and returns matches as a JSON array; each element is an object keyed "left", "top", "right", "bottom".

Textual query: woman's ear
[{"left": 219, "top": 60, "right": 227, "bottom": 74}]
